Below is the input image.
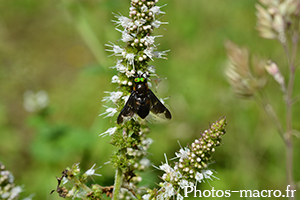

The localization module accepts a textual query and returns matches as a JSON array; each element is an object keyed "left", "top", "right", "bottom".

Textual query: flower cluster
[
  {"left": 0, "top": 162, "right": 33, "bottom": 200},
  {"left": 100, "top": 0, "right": 170, "bottom": 199},
  {"left": 102, "top": 0, "right": 169, "bottom": 122},
  {"left": 53, "top": 163, "right": 105, "bottom": 199},
  {"left": 143, "top": 117, "right": 227, "bottom": 200},
  {"left": 23, "top": 90, "right": 49, "bottom": 113},
  {"left": 225, "top": 40, "right": 268, "bottom": 98},
  {"left": 256, "top": 0, "right": 300, "bottom": 43}
]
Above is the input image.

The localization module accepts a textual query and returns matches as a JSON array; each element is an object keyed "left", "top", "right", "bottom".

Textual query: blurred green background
[{"left": 0, "top": 0, "right": 300, "bottom": 199}]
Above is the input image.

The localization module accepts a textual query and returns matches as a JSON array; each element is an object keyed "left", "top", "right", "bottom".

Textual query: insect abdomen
[{"left": 137, "top": 105, "right": 150, "bottom": 119}]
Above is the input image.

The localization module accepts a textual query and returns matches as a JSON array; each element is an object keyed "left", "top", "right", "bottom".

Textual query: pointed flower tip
[
  {"left": 99, "top": 127, "right": 117, "bottom": 137},
  {"left": 217, "top": 116, "right": 227, "bottom": 125},
  {"left": 84, "top": 164, "right": 102, "bottom": 177}
]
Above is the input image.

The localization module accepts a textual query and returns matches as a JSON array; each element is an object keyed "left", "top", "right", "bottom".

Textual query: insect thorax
[{"left": 135, "top": 82, "right": 148, "bottom": 93}]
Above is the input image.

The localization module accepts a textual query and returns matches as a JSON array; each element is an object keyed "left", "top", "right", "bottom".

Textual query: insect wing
[
  {"left": 117, "top": 92, "right": 137, "bottom": 124},
  {"left": 149, "top": 89, "right": 171, "bottom": 120}
]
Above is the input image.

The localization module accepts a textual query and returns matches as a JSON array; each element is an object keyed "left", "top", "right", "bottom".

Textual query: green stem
[
  {"left": 113, "top": 167, "right": 123, "bottom": 200},
  {"left": 283, "top": 13, "right": 299, "bottom": 200},
  {"left": 69, "top": 176, "right": 92, "bottom": 194},
  {"left": 285, "top": 70, "right": 295, "bottom": 200}
]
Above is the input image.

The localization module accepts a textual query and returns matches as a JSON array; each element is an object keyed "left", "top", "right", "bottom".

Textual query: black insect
[{"left": 117, "top": 73, "right": 171, "bottom": 124}]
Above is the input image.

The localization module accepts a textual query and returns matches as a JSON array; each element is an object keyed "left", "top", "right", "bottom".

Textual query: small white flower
[
  {"left": 153, "top": 49, "right": 170, "bottom": 59},
  {"left": 126, "top": 53, "right": 135, "bottom": 67},
  {"left": 134, "top": 18, "right": 147, "bottom": 27},
  {"left": 1, "top": 192, "right": 10, "bottom": 199},
  {"left": 175, "top": 147, "right": 190, "bottom": 160},
  {"left": 156, "top": 194, "right": 164, "bottom": 200},
  {"left": 195, "top": 172, "right": 204, "bottom": 183},
  {"left": 116, "top": 28, "right": 134, "bottom": 43},
  {"left": 142, "top": 137, "right": 153, "bottom": 145},
  {"left": 99, "top": 127, "right": 117, "bottom": 137},
  {"left": 122, "top": 32, "right": 134, "bottom": 42},
  {"left": 142, "top": 194, "right": 151, "bottom": 200},
  {"left": 125, "top": 69, "right": 136, "bottom": 78},
  {"left": 141, "top": 5, "right": 148, "bottom": 12},
  {"left": 159, "top": 97, "right": 169, "bottom": 105},
  {"left": 161, "top": 182, "right": 175, "bottom": 198},
  {"left": 111, "top": 75, "right": 119, "bottom": 83},
  {"left": 151, "top": 20, "right": 168, "bottom": 28},
  {"left": 102, "top": 91, "right": 123, "bottom": 104},
  {"left": 140, "top": 158, "right": 151, "bottom": 168},
  {"left": 67, "top": 187, "right": 85, "bottom": 198},
  {"left": 99, "top": 106, "right": 118, "bottom": 118},
  {"left": 115, "top": 60, "right": 127, "bottom": 73},
  {"left": 62, "top": 177, "right": 69, "bottom": 185},
  {"left": 122, "top": 95, "right": 130, "bottom": 104},
  {"left": 178, "top": 179, "right": 194, "bottom": 189},
  {"left": 127, "top": 147, "right": 134, "bottom": 156},
  {"left": 178, "top": 179, "right": 189, "bottom": 189},
  {"left": 22, "top": 194, "right": 35, "bottom": 200},
  {"left": 202, "top": 169, "right": 219, "bottom": 181},
  {"left": 134, "top": 176, "right": 142, "bottom": 182},
  {"left": 23, "top": 90, "right": 49, "bottom": 112},
  {"left": 112, "top": 13, "right": 133, "bottom": 29},
  {"left": 160, "top": 163, "right": 173, "bottom": 174},
  {"left": 84, "top": 164, "right": 102, "bottom": 177},
  {"left": 177, "top": 193, "right": 184, "bottom": 200},
  {"left": 159, "top": 162, "right": 181, "bottom": 182},
  {"left": 144, "top": 47, "right": 155, "bottom": 61},
  {"left": 0, "top": 171, "right": 14, "bottom": 183},
  {"left": 147, "top": 65, "right": 156, "bottom": 73},
  {"left": 105, "top": 42, "right": 126, "bottom": 57},
  {"left": 150, "top": 5, "right": 166, "bottom": 16},
  {"left": 143, "top": 25, "right": 152, "bottom": 30},
  {"left": 10, "top": 186, "right": 23, "bottom": 199},
  {"left": 142, "top": 35, "right": 162, "bottom": 46}
]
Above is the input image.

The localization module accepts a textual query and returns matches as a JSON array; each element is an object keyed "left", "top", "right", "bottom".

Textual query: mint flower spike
[
  {"left": 0, "top": 162, "right": 33, "bottom": 200},
  {"left": 149, "top": 117, "right": 227, "bottom": 199},
  {"left": 102, "top": 0, "right": 171, "bottom": 199}
]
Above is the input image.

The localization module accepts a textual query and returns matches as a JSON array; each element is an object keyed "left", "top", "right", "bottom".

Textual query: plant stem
[
  {"left": 255, "top": 91, "right": 284, "bottom": 140},
  {"left": 286, "top": 69, "right": 295, "bottom": 200},
  {"left": 113, "top": 167, "right": 123, "bottom": 200},
  {"left": 69, "top": 175, "right": 92, "bottom": 194},
  {"left": 277, "top": 31, "right": 296, "bottom": 200},
  {"left": 283, "top": 13, "right": 299, "bottom": 200}
]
